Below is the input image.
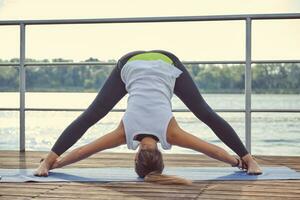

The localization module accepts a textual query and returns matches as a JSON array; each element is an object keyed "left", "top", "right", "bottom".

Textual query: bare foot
[
  {"left": 33, "top": 151, "right": 60, "bottom": 176},
  {"left": 245, "top": 158, "right": 263, "bottom": 175},
  {"left": 241, "top": 154, "right": 263, "bottom": 175},
  {"left": 33, "top": 159, "right": 51, "bottom": 177}
]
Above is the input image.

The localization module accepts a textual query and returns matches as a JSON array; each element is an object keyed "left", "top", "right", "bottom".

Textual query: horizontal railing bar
[
  {"left": 251, "top": 60, "right": 300, "bottom": 64},
  {"left": 251, "top": 109, "right": 300, "bottom": 113},
  {"left": 25, "top": 62, "right": 117, "bottom": 66},
  {"left": 0, "top": 108, "right": 19, "bottom": 111},
  {"left": 253, "top": 60, "right": 300, "bottom": 64},
  {"left": 0, "top": 13, "right": 300, "bottom": 25},
  {"left": 24, "top": 108, "right": 245, "bottom": 112},
  {"left": 1, "top": 108, "right": 300, "bottom": 112},
  {"left": 24, "top": 61, "right": 244, "bottom": 66},
  {"left": 0, "top": 63, "right": 20, "bottom": 66},
  {"left": 184, "top": 60, "right": 300, "bottom": 64},
  {"left": 1, "top": 60, "right": 300, "bottom": 67}
]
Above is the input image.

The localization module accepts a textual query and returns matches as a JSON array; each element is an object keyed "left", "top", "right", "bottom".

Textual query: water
[{"left": 0, "top": 92, "right": 299, "bottom": 156}]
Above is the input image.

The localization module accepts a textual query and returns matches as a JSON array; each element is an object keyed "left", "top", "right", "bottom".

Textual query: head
[
  {"left": 134, "top": 136, "right": 193, "bottom": 185},
  {"left": 134, "top": 136, "right": 163, "bottom": 178},
  {"left": 135, "top": 147, "right": 164, "bottom": 178}
]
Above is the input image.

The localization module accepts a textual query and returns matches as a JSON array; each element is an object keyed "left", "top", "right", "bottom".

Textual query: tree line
[{"left": 0, "top": 58, "right": 299, "bottom": 94}]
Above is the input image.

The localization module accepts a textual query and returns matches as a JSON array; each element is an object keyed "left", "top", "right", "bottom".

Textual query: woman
[{"left": 34, "top": 50, "right": 263, "bottom": 184}]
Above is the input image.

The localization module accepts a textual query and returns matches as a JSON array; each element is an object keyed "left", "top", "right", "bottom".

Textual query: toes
[
  {"left": 33, "top": 169, "right": 48, "bottom": 177},
  {"left": 247, "top": 170, "right": 263, "bottom": 175},
  {"left": 247, "top": 172, "right": 263, "bottom": 175},
  {"left": 39, "top": 173, "right": 48, "bottom": 177}
]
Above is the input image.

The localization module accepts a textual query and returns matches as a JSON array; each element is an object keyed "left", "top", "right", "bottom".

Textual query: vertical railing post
[
  {"left": 245, "top": 17, "right": 252, "bottom": 153},
  {"left": 19, "top": 23, "right": 26, "bottom": 152}
]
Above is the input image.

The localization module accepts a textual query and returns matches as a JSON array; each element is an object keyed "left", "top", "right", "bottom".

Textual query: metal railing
[{"left": 0, "top": 13, "right": 300, "bottom": 153}]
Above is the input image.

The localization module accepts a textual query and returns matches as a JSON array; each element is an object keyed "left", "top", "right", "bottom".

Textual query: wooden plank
[
  {"left": 200, "top": 190, "right": 300, "bottom": 198},
  {"left": 34, "top": 197, "right": 145, "bottom": 200},
  {"left": 197, "top": 194, "right": 300, "bottom": 200},
  {"left": 1, "top": 150, "right": 300, "bottom": 200},
  {"left": 0, "top": 197, "right": 32, "bottom": 200}
]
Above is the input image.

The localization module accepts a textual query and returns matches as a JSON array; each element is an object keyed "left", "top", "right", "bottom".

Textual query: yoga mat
[{"left": 1, "top": 166, "right": 300, "bottom": 183}]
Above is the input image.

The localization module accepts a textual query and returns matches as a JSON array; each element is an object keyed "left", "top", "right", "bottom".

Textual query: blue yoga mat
[{"left": 1, "top": 166, "right": 300, "bottom": 182}]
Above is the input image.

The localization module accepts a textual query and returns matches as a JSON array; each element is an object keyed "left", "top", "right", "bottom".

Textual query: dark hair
[{"left": 135, "top": 148, "right": 193, "bottom": 185}]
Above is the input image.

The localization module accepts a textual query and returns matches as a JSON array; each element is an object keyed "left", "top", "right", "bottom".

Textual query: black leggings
[{"left": 51, "top": 49, "right": 249, "bottom": 158}]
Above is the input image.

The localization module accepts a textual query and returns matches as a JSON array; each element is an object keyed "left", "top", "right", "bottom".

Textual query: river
[{"left": 0, "top": 92, "right": 299, "bottom": 156}]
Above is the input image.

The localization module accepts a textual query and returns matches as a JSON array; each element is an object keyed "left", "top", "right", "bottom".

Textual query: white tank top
[{"left": 120, "top": 59, "right": 183, "bottom": 150}]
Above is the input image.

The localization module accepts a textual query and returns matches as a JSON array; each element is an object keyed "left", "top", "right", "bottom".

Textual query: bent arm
[
  {"left": 51, "top": 128, "right": 126, "bottom": 169},
  {"left": 169, "top": 127, "right": 238, "bottom": 166}
]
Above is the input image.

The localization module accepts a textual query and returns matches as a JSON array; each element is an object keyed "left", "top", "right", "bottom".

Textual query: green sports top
[{"left": 127, "top": 52, "right": 174, "bottom": 65}]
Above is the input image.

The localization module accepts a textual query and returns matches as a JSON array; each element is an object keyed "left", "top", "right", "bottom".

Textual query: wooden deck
[{"left": 0, "top": 150, "right": 300, "bottom": 200}]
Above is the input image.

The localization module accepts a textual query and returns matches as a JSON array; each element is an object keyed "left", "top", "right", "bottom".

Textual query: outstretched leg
[
  {"left": 51, "top": 63, "right": 128, "bottom": 156},
  {"left": 51, "top": 50, "right": 146, "bottom": 156},
  {"left": 165, "top": 53, "right": 249, "bottom": 158},
  {"left": 168, "top": 55, "right": 262, "bottom": 174},
  {"left": 35, "top": 50, "right": 148, "bottom": 176},
  {"left": 36, "top": 56, "right": 137, "bottom": 176}
]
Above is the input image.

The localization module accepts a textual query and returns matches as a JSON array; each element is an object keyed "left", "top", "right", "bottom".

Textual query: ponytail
[
  {"left": 144, "top": 171, "right": 193, "bottom": 185},
  {"left": 135, "top": 148, "right": 193, "bottom": 185}
]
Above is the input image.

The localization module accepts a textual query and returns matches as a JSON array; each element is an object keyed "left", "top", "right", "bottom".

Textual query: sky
[{"left": 0, "top": 0, "right": 300, "bottom": 61}]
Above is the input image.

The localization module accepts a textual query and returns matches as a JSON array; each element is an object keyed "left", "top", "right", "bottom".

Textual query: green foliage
[
  {"left": 0, "top": 67, "right": 19, "bottom": 90},
  {"left": 252, "top": 63, "right": 300, "bottom": 93},
  {"left": 0, "top": 58, "right": 299, "bottom": 93}
]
